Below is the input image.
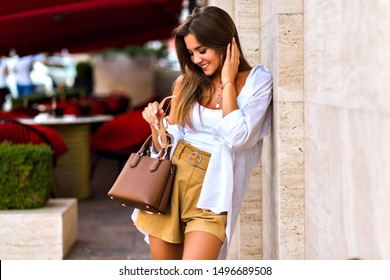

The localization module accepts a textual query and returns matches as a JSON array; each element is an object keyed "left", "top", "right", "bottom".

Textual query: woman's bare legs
[
  {"left": 149, "top": 231, "right": 222, "bottom": 260},
  {"left": 149, "top": 235, "right": 184, "bottom": 260},
  {"left": 182, "top": 231, "right": 223, "bottom": 260}
]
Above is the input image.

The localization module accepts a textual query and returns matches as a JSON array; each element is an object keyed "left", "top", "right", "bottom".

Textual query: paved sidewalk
[{"left": 65, "top": 158, "right": 150, "bottom": 260}]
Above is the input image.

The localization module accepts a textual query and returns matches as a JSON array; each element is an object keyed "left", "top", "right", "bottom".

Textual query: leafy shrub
[{"left": 0, "top": 142, "right": 52, "bottom": 209}]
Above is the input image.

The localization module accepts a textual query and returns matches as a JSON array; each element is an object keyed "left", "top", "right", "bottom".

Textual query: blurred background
[{"left": 0, "top": 0, "right": 207, "bottom": 110}]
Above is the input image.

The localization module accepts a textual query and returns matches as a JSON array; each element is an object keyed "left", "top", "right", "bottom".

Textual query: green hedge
[{"left": 0, "top": 142, "right": 53, "bottom": 209}]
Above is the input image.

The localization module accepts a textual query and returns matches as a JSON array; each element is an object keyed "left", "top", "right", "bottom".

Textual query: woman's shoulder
[
  {"left": 174, "top": 74, "right": 185, "bottom": 84},
  {"left": 237, "top": 64, "right": 272, "bottom": 102},
  {"left": 241, "top": 65, "right": 272, "bottom": 91},
  {"left": 172, "top": 74, "right": 185, "bottom": 97},
  {"left": 249, "top": 64, "right": 272, "bottom": 80}
]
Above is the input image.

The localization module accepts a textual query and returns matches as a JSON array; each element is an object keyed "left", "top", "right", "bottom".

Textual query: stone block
[
  {"left": 240, "top": 164, "right": 263, "bottom": 259},
  {"left": 280, "top": 187, "right": 304, "bottom": 259},
  {"left": 277, "top": 0, "right": 303, "bottom": 14},
  {"left": 277, "top": 13, "right": 304, "bottom": 97},
  {"left": 305, "top": 105, "right": 390, "bottom": 259},
  {"left": 0, "top": 199, "right": 78, "bottom": 259}
]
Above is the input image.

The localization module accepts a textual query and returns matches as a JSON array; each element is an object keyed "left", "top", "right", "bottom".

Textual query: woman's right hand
[
  {"left": 142, "top": 101, "right": 165, "bottom": 131},
  {"left": 142, "top": 96, "right": 175, "bottom": 150}
]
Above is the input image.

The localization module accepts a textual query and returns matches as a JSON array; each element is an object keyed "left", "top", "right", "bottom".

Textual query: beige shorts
[{"left": 134, "top": 140, "right": 227, "bottom": 243}]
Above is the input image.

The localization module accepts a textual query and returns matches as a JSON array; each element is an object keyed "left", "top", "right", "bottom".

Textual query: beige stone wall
[
  {"left": 198, "top": 0, "right": 390, "bottom": 260},
  {"left": 304, "top": 0, "right": 390, "bottom": 259}
]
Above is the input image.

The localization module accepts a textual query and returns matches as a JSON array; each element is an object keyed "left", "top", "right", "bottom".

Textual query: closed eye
[{"left": 188, "top": 47, "right": 207, "bottom": 56}]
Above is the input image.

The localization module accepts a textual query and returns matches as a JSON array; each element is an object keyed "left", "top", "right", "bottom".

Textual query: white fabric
[
  {"left": 14, "top": 54, "right": 42, "bottom": 85},
  {"left": 182, "top": 104, "right": 222, "bottom": 154},
  {"left": 0, "top": 57, "right": 8, "bottom": 88},
  {"left": 132, "top": 64, "right": 273, "bottom": 259}
]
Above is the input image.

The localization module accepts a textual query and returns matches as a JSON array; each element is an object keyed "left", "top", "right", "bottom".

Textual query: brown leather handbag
[{"left": 108, "top": 96, "right": 176, "bottom": 214}]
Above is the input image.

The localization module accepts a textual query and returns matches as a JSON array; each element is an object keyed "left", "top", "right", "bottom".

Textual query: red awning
[{"left": 0, "top": 0, "right": 182, "bottom": 56}]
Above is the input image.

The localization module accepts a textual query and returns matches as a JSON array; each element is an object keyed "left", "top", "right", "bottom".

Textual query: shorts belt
[{"left": 174, "top": 141, "right": 211, "bottom": 170}]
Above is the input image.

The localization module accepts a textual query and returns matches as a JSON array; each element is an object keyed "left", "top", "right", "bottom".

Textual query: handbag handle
[
  {"left": 131, "top": 135, "right": 170, "bottom": 169},
  {"left": 136, "top": 95, "right": 175, "bottom": 158},
  {"left": 156, "top": 96, "right": 174, "bottom": 149}
]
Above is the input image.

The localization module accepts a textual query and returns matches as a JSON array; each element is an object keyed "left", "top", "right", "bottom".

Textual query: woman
[{"left": 132, "top": 6, "right": 273, "bottom": 260}]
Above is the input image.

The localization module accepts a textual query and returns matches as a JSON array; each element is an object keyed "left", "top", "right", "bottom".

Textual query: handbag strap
[
  {"left": 156, "top": 96, "right": 174, "bottom": 149},
  {"left": 137, "top": 95, "right": 174, "bottom": 158}
]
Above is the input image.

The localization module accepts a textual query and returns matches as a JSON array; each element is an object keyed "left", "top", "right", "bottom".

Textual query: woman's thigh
[
  {"left": 149, "top": 235, "right": 184, "bottom": 260},
  {"left": 182, "top": 231, "right": 223, "bottom": 260}
]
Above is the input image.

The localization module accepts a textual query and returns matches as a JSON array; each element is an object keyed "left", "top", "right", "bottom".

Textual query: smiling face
[{"left": 184, "top": 33, "right": 221, "bottom": 77}]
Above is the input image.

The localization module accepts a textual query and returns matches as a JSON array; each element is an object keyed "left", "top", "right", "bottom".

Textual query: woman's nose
[{"left": 193, "top": 54, "right": 202, "bottom": 64}]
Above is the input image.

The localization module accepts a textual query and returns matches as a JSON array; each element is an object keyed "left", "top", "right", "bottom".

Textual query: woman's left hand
[{"left": 221, "top": 37, "right": 240, "bottom": 84}]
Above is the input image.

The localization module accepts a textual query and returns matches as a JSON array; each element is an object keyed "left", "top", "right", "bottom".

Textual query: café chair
[
  {"left": 0, "top": 118, "right": 68, "bottom": 196},
  {"left": 102, "top": 93, "right": 130, "bottom": 115},
  {"left": 0, "top": 117, "right": 50, "bottom": 144},
  {"left": 0, "top": 107, "right": 40, "bottom": 119}
]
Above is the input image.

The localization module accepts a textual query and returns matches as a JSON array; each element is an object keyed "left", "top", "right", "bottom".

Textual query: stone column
[{"left": 260, "top": 0, "right": 305, "bottom": 259}]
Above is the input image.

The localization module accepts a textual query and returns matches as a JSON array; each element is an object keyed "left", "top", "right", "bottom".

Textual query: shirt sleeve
[
  {"left": 212, "top": 65, "right": 273, "bottom": 153},
  {"left": 165, "top": 122, "right": 184, "bottom": 158}
]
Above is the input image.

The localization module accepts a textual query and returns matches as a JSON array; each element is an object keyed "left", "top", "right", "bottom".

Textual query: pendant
[
  {"left": 215, "top": 84, "right": 222, "bottom": 108},
  {"left": 215, "top": 95, "right": 221, "bottom": 108},
  {"left": 215, "top": 95, "right": 222, "bottom": 109}
]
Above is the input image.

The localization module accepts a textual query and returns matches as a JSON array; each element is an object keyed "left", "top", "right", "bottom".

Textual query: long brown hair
[{"left": 173, "top": 6, "right": 251, "bottom": 127}]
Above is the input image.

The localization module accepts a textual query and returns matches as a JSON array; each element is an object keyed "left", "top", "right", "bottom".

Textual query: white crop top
[{"left": 183, "top": 103, "right": 222, "bottom": 154}]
